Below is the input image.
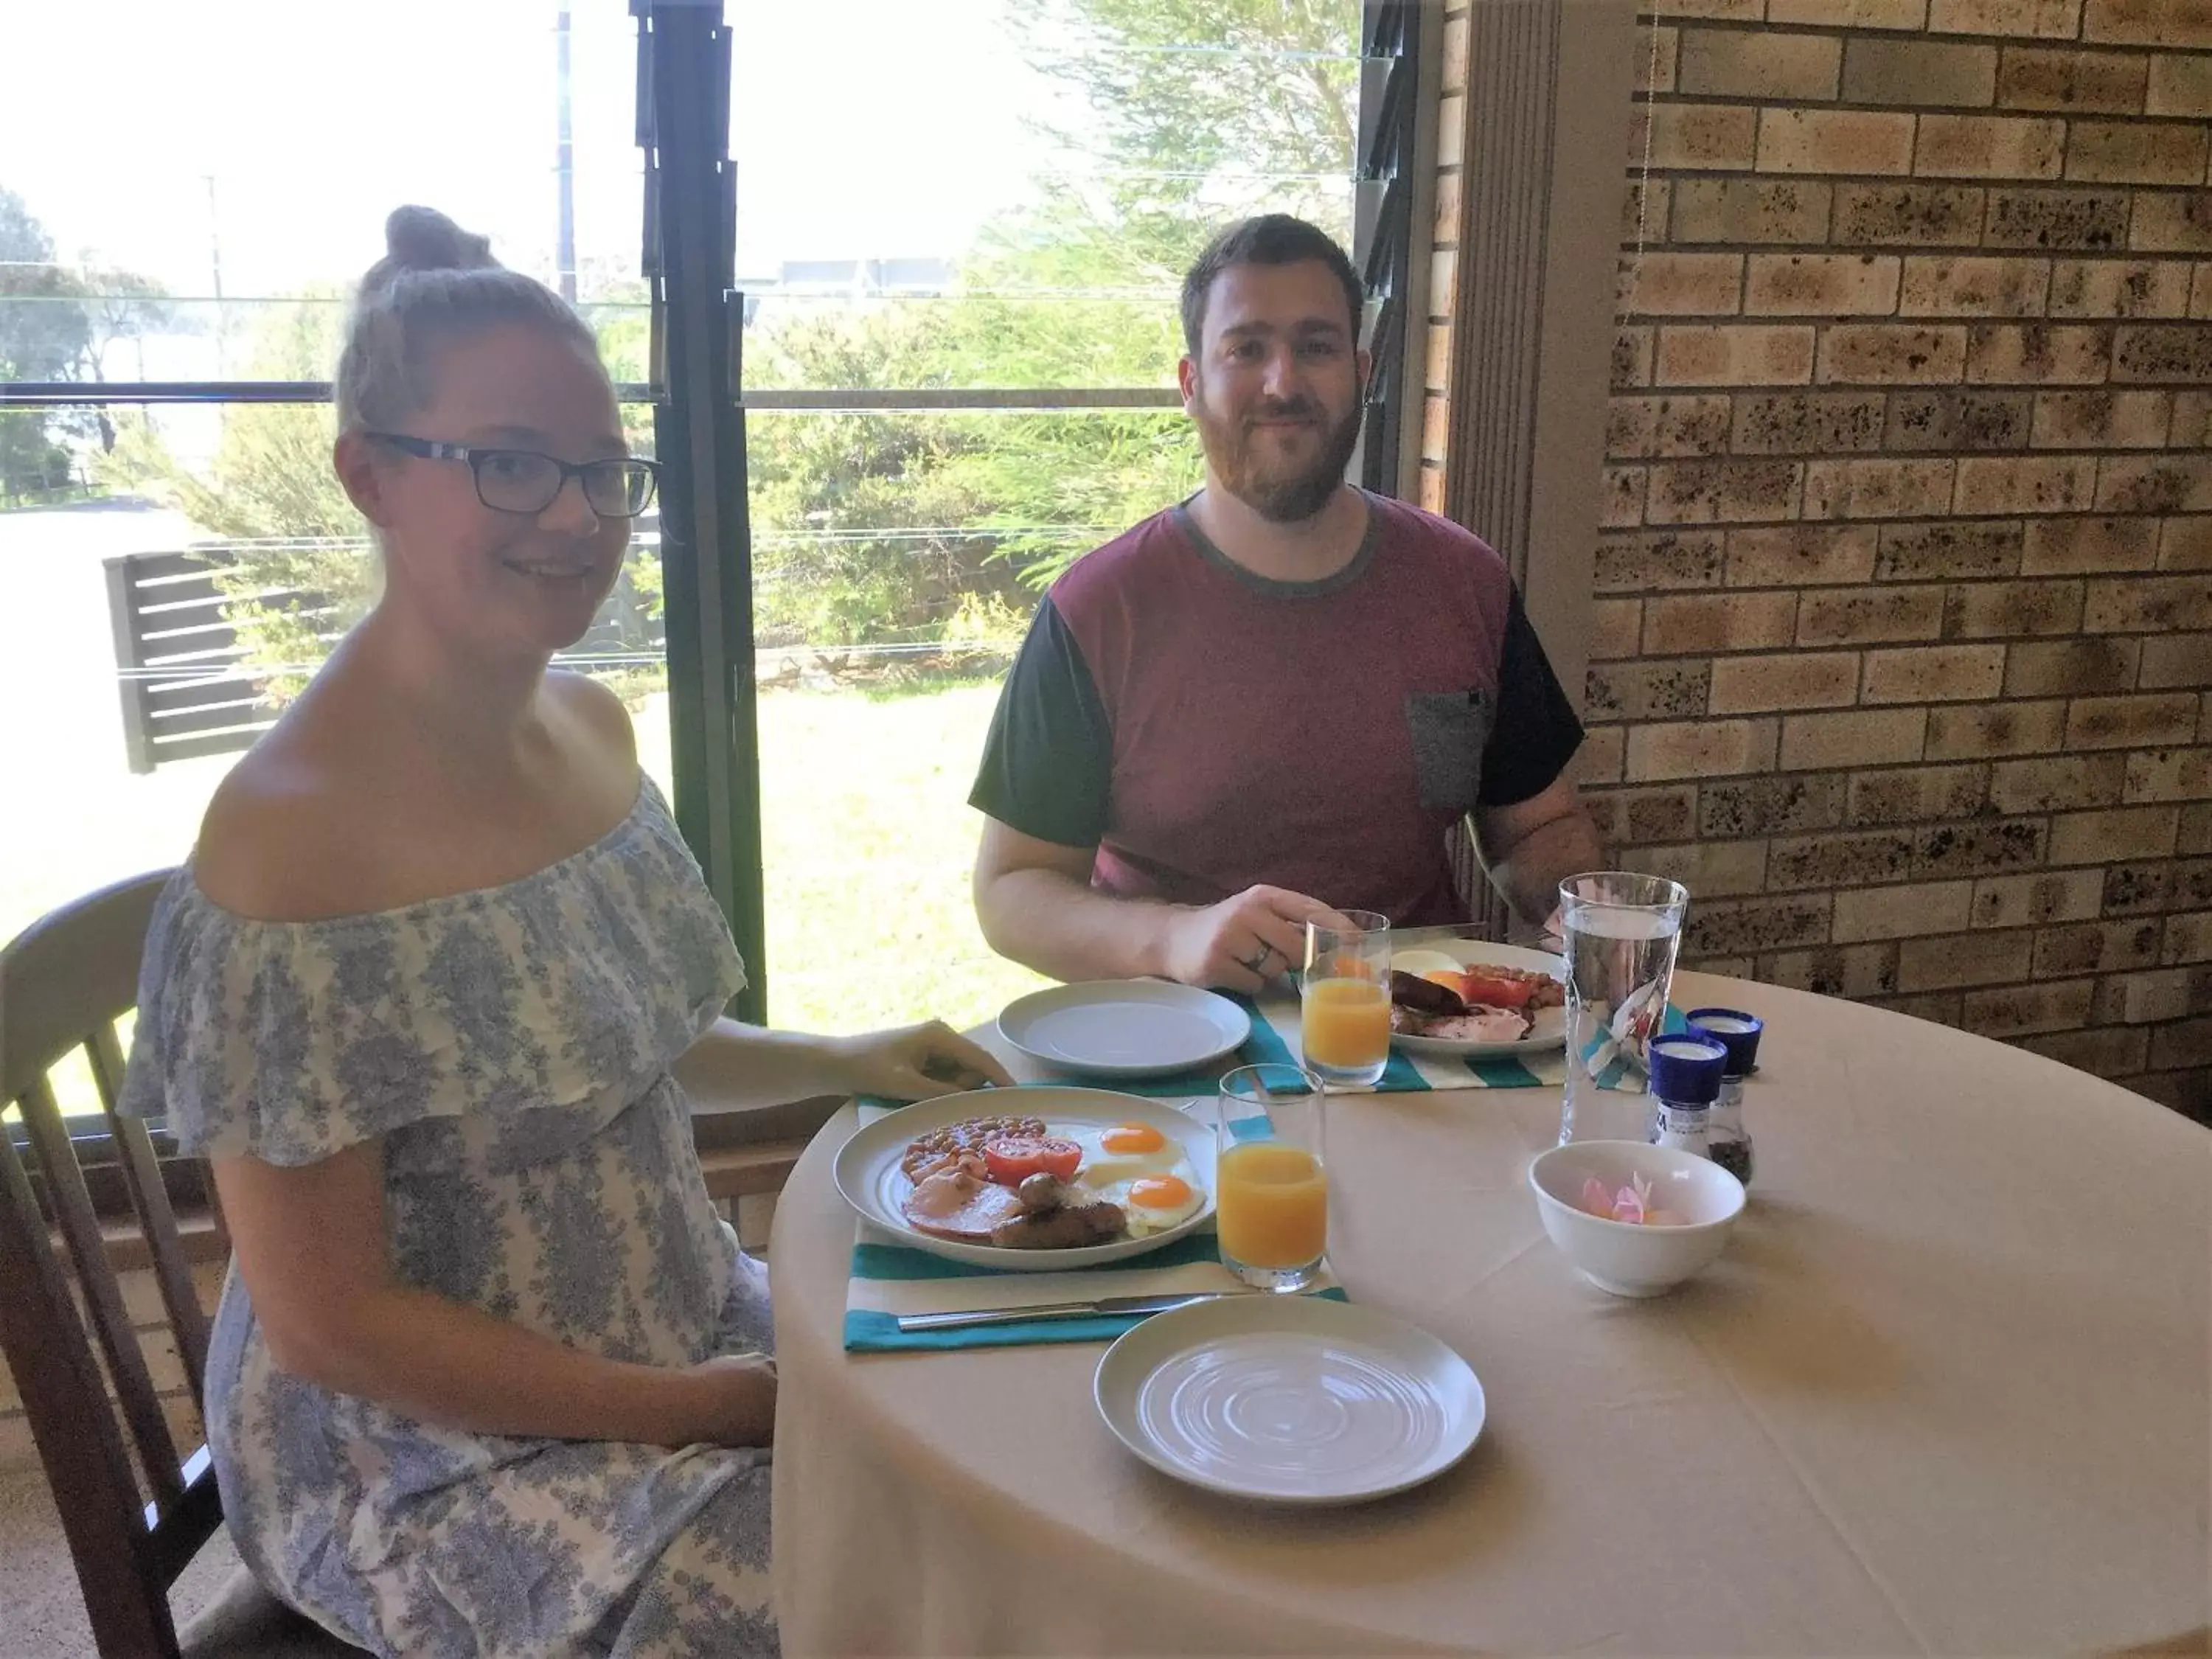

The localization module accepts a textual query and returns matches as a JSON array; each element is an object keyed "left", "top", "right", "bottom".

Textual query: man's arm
[
  {"left": 1473, "top": 775, "right": 1606, "bottom": 932},
  {"left": 973, "top": 818, "right": 1346, "bottom": 992}
]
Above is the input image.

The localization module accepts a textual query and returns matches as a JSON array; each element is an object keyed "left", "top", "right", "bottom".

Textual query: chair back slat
[
  {"left": 15, "top": 1074, "right": 187, "bottom": 1512},
  {"left": 90, "top": 1020, "right": 212, "bottom": 1398},
  {"left": 0, "top": 1127, "right": 183, "bottom": 1658}
]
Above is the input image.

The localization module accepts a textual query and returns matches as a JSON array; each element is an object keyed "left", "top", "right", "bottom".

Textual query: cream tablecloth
[{"left": 768, "top": 973, "right": 2211, "bottom": 1656}]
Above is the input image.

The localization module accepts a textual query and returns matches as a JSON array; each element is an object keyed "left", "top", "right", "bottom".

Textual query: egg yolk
[
  {"left": 1101, "top": 1121, "right": 1166, "bottom": 1155},
  {"left": 1127, "top": 1175, "right": 1192, "bottom": 1211}
]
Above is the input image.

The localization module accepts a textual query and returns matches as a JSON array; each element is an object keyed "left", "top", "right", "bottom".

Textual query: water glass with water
[{"left": 1557, "top": 872, "right": 1689, "bottom": 1144}]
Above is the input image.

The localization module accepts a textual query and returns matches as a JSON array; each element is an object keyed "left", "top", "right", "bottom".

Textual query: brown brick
[
  {"left": 2181, "top": 804, "right": 2212, "bottom": 855},
  {"left": 1656, "top": 325, "right": 1818, "bottom": 386},
  {"left": 1770, "top": 829, "right": 1920, "bottom": 891},
  {"left": 1916, "top": 115, "right": 2066, "bottom": 180},
  {"left": 2194, "top": 263, "right": 2212, "bottom": 319},
  {"left": 1961, "top": 978, "right": 2096, "bottom": 1037},
  {"left": 2021, "top": 1024, "right": 2151, "bottom": 1071},
  {"left": 1585, "top": 659, "right": 1714, "bottom": 722},
  {"left": 2149, "top": 1013, "right": 2212, "bottom": 1068},
  {"left": 1709, "top": 652, "right": 1862, "bottom": 713},
  {"left": 2115, "top": 964, "right": 2212, "bottom": 1023},
  {"left": 1944, "top": 578, "right": 2085, "bottom": 636},
  {"left": 2067, "top": 692, "right": 2201, "bottom": 748},
  {"left": 1964, "top": 323, "right": 2112, "bottom": 383},
  {"left": 1443, "top": 10, "right": 1470, "bottom": 90},
  {"left": 1848, "top": 762, "right": 1992, "bottom": 824},
  {"left": 2126, "top": 747, "right": 2212, "bottom": 802},
  {"left": 2177, "top": 855, "right": 2212, "bottom": 907},
  {"left": 1864, "top": 643, "right": 2007, "bottom": 702},
  {"left": 1745, "top": 254, "right": 1902, "bottom": 316},
  {"left": 1643, "top": 590, "right": 1799, "bottom": 654},
  {"left": 1664, "top": 0, "right": 1770, "bottom": 16},
  {"left": 1596, "top": 530, "right": 1728, "bottom": 591},
  {"left": 1802, "top": 585, "right": 1949, "bottom": 646},
  {"left": 1834, "top": 879, "right": 1975, "bottom": 941},
  {"left": 1669, "top": 180, "right": 1834, "bottom": 246},
  {"left": 1925, "top": 697, "right": 2069, "bottom": 757},
  {"left": 2070, "top": 119, "right": 2212, "bottom": 184},
  {"left": 2146, "top": 53, "right": 2212, "bottom": 116},
  {"left": 1899, "top": 256, "right": 2050, "bottom": 317},
  {"left": 1835, "top": 184, "right": 1986, "bottom": 246},
  {"left": 1733, "top": 394, "right": 1890, "bottom": 457},
  {"left": 2006, "top": 637, "right": 2143, "bottom": 695},
  {"left": 1871, "top": 990, "right": 1969, "bottom": 1026},
  {"left": 1680, "top": 29, "right": 1843, "bottom": 99},
  {"left": 1625, "top": 785, "right": 1702, "bottom": 844},
  {"left": 1573, "top": 725, "right": 1626, "bottom": 787},
  {"left": 1701, "top": 772, "right": 1851, "bottom": 836},
  {"left": 1990, "top": 752, "right": 2128, "bottom": 811},
  {"left": 2020, "top": 513, "right": 2160, "bottom": 574},
  {"left": 2048, "top": 260, "right": 2194, "bottom": 319},
  {"left": 1646, "top": 460, "right": 1806, "bottom": 525},
  {"left": 2034, "top": 918, "right": 2165, "bottom": 975},
  {"left": 1774, "top": 0, "right": 1930, "bottom": 21},
  {"left": 1781, "top": 706, "right": 1930, "bottom": 768},
  {"left": 1899, "top": 928, "right": 2034, "bottom": 991},
  {"left": 1433, "top": 247, "right": 1458, "bottom": 316},
  {"left": 1634, "top": 838, "right": 1771, "bottom": 898},
  {"left": 1971, "top": 866, "right": 2108, "bottom": 927},
  {"left": 2163, "top": 518, "right": 2212, "bottom": 571},
  {"left": 1879, "top": 520, "right": 2025, "bottom": 581},
  {"left": 1619, "top": 177, "right": 1666, "bottom": 246},
  {"left": 1916, "top": 815, "right": 2051, "bottom": 874},
  {"left": 1984, "top": 189, "right": 2131, "bottom": 251},
  {"left": 1608, "top": 394, "right": 1737, "bottom": 458},
  {"left": 2103, "top": 860, "right": 2176, "bottom": 911},
  {"left": 1683, "top": 894, "right": 1834, "bottom": 956},
  {"left": 1819, "top": 324, "right": 1968, "bottom": 384},
  {"left": 2129, "top": 192, "right": 2212, "bottom": 253},
  {"left": 1607, "top": 397, "right": 1655, "bottom": 459},
  {"left": 2096, "top": 456, "right": 2212, "bottom": 515},
  {"left": 1997, "top": 48, "right": 2150, "bottom": 112},
  {"left": 2051, "top": 804, "right": 2181, "bottom": 863},
  {"left": 1728, "top": 524, "right": 1880, "bottom": 587},
  {"left": 2083, "top": 0, "right": 2212, "bottom": 44},
  {"left": 1933, "top": 0, "right": 2083, "bottom": 31},
  {"left": 1953, "top": 453, "right": 2098, "bottom": 514},
  {"left": 2084, "top": 572, "right": 2212, "bottom": 630},
  {"left": 1761, "top": 942, "right": 1902, "bottom": 997},
  {"left": 1634, "top": 102, "right": 1760, "bottom": 171},
  {"left": 2138, "top": 633, "right": 2212, "bottom": 689},
  {"left": 1645, "top": 25, "right": 1680, "bottom": 93},
  {"left": 1624, "top": 717, "right": 1779, "bottom": 782},
  {"left": 2172, "top": 391, "right": 2212, "bottom": 448},
  {"left": 2030, "top": 389, "right": 2172, "bottom": 447},
  {"left": 1885, "top": 389, "right": 2033, "bottom": 449},
  {"left": 1603, "top": 465, "right": 1648, "bottom": 528},
  {"left": 1804, "top": 457, "right": 1958, "bottom": 519},
  {"left": 1844, "top": 37, "right": 2000, "bottom": 105},
  {"left": 1613, "top": 327, "right": 1654, "bottom": 389},
  {"left": 1619, "top": 253, "right": 1746, "bottom": 317},
  {"left": 1591, "top": 599, "right": 1644, "bottom": 661},
  {"left": 2166, "top": 908, "right": 2212, "bottom": 964}
]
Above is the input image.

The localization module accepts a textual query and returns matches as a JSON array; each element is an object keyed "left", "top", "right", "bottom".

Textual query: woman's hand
[
  {"left": 668, "top": 1352, "right": 779, "bottom": 1448},
  {"left": 829, "top": 1020, "right": 1015, "bottom": 1101}
]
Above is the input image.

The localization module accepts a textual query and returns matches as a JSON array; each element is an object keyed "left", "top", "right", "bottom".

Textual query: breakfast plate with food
[
  {"left": 1388, "top": 940, "right": 1568, "bottom": 1059},
  {"left": 834, "top": 1088, "right": 1215, "bottom": 1270}
]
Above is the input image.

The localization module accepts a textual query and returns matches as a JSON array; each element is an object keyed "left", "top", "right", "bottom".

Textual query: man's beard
[{"left": 1192, "top": 389, "right": 1364, "bottom": 524}]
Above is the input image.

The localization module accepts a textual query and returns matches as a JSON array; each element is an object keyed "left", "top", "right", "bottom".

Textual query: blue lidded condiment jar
[
  {"left": 1686, "top": 1008, "right": 1762, "bottom": 1186},
  {"left": 1646, "top": 1033, "right": 1728, "bottom": 1162}
]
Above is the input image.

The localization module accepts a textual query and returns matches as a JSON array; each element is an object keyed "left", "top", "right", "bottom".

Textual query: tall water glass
[{"left": 1558, "top": 872, "right": 1689, "bottom": 1144}]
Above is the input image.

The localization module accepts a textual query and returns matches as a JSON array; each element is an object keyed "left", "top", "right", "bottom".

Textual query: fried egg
[
  {"left": 1065, "top": 1121, "right": 1187, "bottom": 1189},
  {"left": 1093, "top": 1169, "right": 1208, "bottom": 1235},
  {"left": 1391, "top": 948, "right": 1467, "bottom": 981}
]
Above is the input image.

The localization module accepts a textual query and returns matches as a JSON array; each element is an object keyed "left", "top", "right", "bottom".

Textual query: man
[{"left": 970, "top": 213, "right": 1602, "bottom": 993}]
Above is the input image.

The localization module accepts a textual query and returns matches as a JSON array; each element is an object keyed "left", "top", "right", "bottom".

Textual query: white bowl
[{"left": 1527, "top": 1140, "right": 1746, "bottom": 1298}]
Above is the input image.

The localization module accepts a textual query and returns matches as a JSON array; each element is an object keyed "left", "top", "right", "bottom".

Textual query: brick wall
[{"left": 1595, "top": 0, "right": 2211, "bottom": 1118}]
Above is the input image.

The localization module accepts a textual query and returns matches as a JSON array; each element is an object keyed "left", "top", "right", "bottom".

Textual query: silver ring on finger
[{"left": 1239, "top": 945, "right": 1273, "bottom": 976}]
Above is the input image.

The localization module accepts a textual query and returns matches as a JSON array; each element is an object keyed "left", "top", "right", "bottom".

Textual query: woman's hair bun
[{"left": 381, "top": 205, "right": 498, "bottom": 276}]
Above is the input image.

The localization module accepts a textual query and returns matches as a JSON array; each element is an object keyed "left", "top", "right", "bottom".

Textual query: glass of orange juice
[
  {"left": 1300, "top": 909, "right": 1392, "bottom": 1088},
  {"left": 1216, "top": 1064, "right": 1329, "bottom": 1293}
]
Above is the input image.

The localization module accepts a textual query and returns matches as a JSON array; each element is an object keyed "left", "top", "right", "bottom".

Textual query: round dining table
[{"left": 767, "top": 970, "right": 2211, "bottom": 1656}]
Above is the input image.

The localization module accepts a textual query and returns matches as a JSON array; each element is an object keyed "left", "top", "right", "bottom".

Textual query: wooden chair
[{"left": 1, "top": 868, "right": 824, "bottom": 1657}]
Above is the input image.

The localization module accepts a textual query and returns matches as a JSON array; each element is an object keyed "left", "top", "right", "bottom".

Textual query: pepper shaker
[
  {"left": 1646, "top": 1034, "right": 1728, "bottom": 1161},
  {"left": 1686, "top": 1007, "right": 1761, "bottom": 1186}
]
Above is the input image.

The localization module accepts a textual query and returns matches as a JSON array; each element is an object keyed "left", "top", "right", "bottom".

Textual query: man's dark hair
[{"left": 1180, "top": 215, "right": 1365, "bottom": 357}]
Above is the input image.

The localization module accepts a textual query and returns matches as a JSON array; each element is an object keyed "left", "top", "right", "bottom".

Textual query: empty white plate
[
  {"left": 1093, "top": 1294, "right": 1485, "bottom": 1504},
  {"left": 999, "top": 980, "right": 1251, "bottom": 1078}
]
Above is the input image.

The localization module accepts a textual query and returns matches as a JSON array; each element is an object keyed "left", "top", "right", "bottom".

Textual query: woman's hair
[{"left": 333, "top": 205, "right": 602, "bottom": 433}]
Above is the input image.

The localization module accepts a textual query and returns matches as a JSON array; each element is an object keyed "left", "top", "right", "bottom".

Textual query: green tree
[{"left": 0, "top": 188, "right": 91, "bottom": 497}]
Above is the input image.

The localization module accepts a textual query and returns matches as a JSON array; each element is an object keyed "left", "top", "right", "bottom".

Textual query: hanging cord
[{"left": 1623, "top": 4, "right": 1665, "bottom": 320}]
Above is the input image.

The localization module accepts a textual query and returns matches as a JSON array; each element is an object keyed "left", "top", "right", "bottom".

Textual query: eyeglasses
[{"left": 366, "top": 431, "right": 660, "bottom": 518}]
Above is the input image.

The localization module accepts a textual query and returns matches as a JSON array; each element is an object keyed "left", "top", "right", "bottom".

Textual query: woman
[{"left": 119, "top": 205, "right": 1010, "bottom": 1658}]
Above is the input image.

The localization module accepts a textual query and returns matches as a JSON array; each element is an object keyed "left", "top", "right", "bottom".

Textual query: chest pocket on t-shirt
[{"left": 1405, "top": 689, "right": 1495, "bottom": 815}]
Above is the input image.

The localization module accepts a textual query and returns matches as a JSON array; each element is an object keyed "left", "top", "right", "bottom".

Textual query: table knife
[{"left": 895, "top": 1292, "right": 1228, "bottom": 1333}]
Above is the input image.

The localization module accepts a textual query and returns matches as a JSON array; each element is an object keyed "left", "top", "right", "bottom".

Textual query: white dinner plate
[
  {"left": 1093, "top": 1294, "right": 1486, "bottom": 1504},
  {"left": 998, "top": 979, "right": 1251, "bottom": 1079},
  {"left": 1389, "top": 939, "right": 1568, "bottom": 1060},
  {"left": 832, "top": 1087, "right": 1216, "bottom": 1272}
]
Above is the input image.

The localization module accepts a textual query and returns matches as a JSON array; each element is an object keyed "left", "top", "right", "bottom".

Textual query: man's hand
[{"left": 1161, "top": 885, "right": 1354, "bottom": 992}]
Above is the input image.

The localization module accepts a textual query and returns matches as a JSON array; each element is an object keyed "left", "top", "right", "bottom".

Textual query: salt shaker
[
  {"left": 1646, "top": 1033, "right": 1728, "bottom": 1161},
  {"left": 1686, "top": 1007, "right": 1762, "bottom": 1186}
]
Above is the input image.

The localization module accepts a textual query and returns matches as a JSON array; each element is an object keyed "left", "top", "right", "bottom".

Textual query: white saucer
[
  {"left": 998, "top": 980, "right": 1251, "bottom": 1078},
  {"left": 1093, "top": 1293, "right": 1485, "bottom": 1504}
]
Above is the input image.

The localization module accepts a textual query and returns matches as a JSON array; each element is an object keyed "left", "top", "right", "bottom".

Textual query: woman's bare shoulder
[{"left": 190, "top": 736, "right": 378, "bottom": 922}]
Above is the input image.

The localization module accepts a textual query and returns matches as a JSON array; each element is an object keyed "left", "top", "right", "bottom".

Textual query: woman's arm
[
  {"left": 672, "top": 1015, "right": 1014, "bottom": 1107},
  {"left": 215, "top": 1142, "right": 773, "bottom": 1447}
]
